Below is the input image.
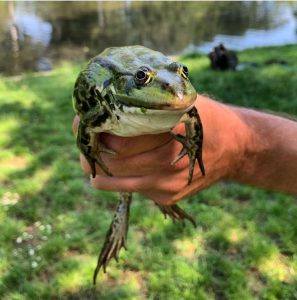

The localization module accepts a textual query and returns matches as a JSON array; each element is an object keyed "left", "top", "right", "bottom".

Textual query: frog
[{"left": 72, "top": 45, "right": 205, "bottom": 284}]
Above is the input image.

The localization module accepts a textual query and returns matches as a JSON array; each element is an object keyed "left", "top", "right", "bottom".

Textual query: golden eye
[
  {"left": 179, "top": 65, "right": 189, "bottom": 79},
  {"left": 182, "top": 65, "right": 188, "bottom": 77},
  {"left": 169, "top": 62, "right": 189, "bottom": 79},
  {"left": 134, "top": 66, "right": 152, "bottom": 85}
]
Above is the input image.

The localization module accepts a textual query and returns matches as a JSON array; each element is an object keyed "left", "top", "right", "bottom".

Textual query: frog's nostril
[
  {"left": 162, "top": 82, "right": 170, "bottom": 90},
  {"left": 161, "top": 82, "right": 177, "bottom": 96}
]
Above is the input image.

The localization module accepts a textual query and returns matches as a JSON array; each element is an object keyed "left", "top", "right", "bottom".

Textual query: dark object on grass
[
  {"left": 208, "top": 44, "right": 238, "bottom": 71},
  {"left": 237, "top": 58, "right": 289, "bottom": 71},
  {"left": 265, "top": 58, "right": 289, "bottom": 66}
]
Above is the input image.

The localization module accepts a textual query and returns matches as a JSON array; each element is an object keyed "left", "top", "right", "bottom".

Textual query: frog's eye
[
  {"left": 179, "top": 65, "right": 189, "bottom": 79},
  {"left": 134, "top": 66, "right": 152, "bottom": 85},
  {"left": 181, "top": 65, "right": 188, "bottom": 77},
  {"left": 168, "top": 62, "right": 189, "bottom": 79},
  {"left": 135, "top": 70, "right": 146, "bottom": 81}
]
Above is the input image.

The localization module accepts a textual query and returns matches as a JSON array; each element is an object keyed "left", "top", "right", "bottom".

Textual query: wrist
[
  {"left": 196, "top": 95, "right": 254, "bottom": 181},
  {"left": 226, "top": 106, "right": 275, "bottom": 185}
]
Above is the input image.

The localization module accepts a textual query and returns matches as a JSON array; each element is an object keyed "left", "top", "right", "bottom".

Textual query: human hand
[{"left": 73, "top": 95, "right": 251, "bottom": 205}]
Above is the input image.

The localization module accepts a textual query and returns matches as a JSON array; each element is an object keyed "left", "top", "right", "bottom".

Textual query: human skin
[{"left": 73, "top": 95, "right": 297, "bottom": 205}]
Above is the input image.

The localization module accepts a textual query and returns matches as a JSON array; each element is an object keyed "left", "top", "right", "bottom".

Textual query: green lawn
[{"left": 0, "top": 45, "right": 297, "bottom": 300}]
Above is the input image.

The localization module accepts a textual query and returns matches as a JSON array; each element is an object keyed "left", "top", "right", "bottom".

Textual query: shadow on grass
[{"left": 1, "top": 46, "right": 297, "bottom": 299}]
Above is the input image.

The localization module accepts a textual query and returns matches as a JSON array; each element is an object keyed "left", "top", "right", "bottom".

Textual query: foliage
[{"left": 0, "top": 45, "right": 296, "bottom": 299}]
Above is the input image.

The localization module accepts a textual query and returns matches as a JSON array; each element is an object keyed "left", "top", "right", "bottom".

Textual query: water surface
[{"left": 1, "top": 1, "right": 296, "bottom": 75}]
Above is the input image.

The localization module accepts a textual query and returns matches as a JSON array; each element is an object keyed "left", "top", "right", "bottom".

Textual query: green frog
[{"left": 72, "top": 46, "right": 205, "bottom": 284}]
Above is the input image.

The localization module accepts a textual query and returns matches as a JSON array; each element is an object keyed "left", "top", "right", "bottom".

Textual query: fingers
[
  {"left": 73, "top": 115, "right": 184, "bottom": 158},
  {"left": 90, "top": 168, "right": 196, "bottom": 206},
  {"left": 90, "top": 175, "right": 152, "bottom": 192},
  {"left": 91, "top": 177, "right": 180, "bottom": 206},
  {"left": 80, "top": 138, "right": 189, "bottom": 177},
  {"left": 100, "top": 132, "right": 172, "bottom": 158},
  {"left": 72, "top": 114, "right": 200, "bottom": 206}
]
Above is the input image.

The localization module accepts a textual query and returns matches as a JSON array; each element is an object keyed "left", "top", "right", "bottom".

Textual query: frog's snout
[
  {"left": 161, "top": 81, "right": 184, "bottom": 99},
  {"left": 177, "top": 92, "right": 184, "bottom": 100}
]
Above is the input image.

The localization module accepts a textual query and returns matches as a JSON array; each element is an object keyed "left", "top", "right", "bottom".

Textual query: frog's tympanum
[{"left": 72, "top": 46, "right": 205, "bottom": 284}]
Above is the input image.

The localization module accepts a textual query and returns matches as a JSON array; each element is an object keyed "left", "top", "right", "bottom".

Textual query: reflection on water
[
  {"left": 0, "top": 1, "right": 296, "bottom": 75},
  {"left": 195, "top": 2, "right": 297, "bottom": 53}
]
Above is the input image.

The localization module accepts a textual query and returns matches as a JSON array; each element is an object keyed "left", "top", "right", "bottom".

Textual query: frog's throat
[
  {"left": 89, "top": 90, "right": 195, "bottom": 136},
  {"left": 95, "top": 101, "right": 195, "bottom": 137}
]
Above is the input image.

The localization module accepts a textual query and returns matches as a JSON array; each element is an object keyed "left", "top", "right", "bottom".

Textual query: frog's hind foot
[
  {"left": 171, "top": 106, "right": 205, "bottom": 184},
  {"left": 156, "top": 204, "right": 196, "bottom": 227},
  {"left": 93, "top": 225, "right": 126, "bottom": 284},
  {"left": 93, "top": 192, "right": 132, "bottom": 285}
]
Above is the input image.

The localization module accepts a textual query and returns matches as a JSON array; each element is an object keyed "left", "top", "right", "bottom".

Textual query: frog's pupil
[
  {"left": 183, "top": 66, "right": 188, "bottom": 74},
  {"left": 136, "top": 70, "right": 146, "bottom": 80}
]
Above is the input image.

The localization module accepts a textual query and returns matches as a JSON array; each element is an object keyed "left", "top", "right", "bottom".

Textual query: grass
[{"left": 0, "top": 45, "right": 297, "bottom": 299}]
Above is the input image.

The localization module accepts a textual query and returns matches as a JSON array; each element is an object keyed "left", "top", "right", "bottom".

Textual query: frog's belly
[{"left": 98, "top": 107, "right": 187, "bottom": 137}]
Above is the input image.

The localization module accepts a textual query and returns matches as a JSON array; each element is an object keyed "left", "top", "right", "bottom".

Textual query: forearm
[
  {"left": 76, "top": 95, "right": 297, "bottom": 205},
  {"left": 227, "top": 104, "right": 297, "bottom": 194}
]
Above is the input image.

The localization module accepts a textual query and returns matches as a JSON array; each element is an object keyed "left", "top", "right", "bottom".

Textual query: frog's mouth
[{"left": 114, "top": 93, "right": 197, "bottom": 112}]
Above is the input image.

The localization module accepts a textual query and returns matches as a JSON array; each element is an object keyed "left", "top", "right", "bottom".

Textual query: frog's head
[{"left": 113, "top": 61, "right": 197, "bottom": 111}]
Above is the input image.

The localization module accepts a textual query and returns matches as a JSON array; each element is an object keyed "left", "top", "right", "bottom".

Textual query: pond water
[{"left": 1, "top": 1, "right": 296, "bottom": 75}]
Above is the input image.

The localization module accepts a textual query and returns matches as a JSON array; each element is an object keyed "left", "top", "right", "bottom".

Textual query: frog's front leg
[
  {"left": 93, "top": 192, "right": 132, "bottom": 284},
  {"left": 156, "top": 106, "right": 205, "bottom": 227},
  {"left": 77, "top": 121, "right": 115, "bottom": 178},
  {"left": 171, "top": 106, "right": 205, "bottom": 184}
]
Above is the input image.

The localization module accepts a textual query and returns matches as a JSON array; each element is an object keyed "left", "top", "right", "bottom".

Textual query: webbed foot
[
  {"left": 156, "top": 203, "right": 196, "bottom": 227},
  {"left": 171, "top": 106, "right": 205, "bottom": 184},
  {"left": 93, "top": 192, "right": 132, "bottom": 285}
]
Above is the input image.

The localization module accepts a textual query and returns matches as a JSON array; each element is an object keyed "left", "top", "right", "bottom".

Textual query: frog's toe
[
  {"left": 156, "top": 203, "right": 196, "bottom": 227},
  {"left": 170, "top": 132, "right": 189, "bottom": 164},
  {"left": 171, "top": 144, "right": 188, "bottom": 165},
  {"left": 91, "top": 135, "right": 116, "bottom": 176},
  {"left": 171, "top": 132, "right": 200, "bottom": 184},
  {"left": 93, "top": 154, "right": 113, "bottom": 177},
  {"left": 97, "top": 141, "right": 117, "bottom": 156},
  {"left": 93, "top": 227, "right": 127, "bottom": 284},
  {"left": 171, "top": 131, "right": 204, "bottom": 184}
]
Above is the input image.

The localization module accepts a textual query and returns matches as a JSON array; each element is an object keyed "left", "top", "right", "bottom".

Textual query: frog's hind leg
[
  {"left": 76, "top": 122, "right": 115, "bottom": 177},
  {"left": 171, "top": 106, "right": 205, "bottom": 184},
  {"left": 156, "top": 203, "right": 196, "bottom": 227},
  {"left": 93, "top": 192, "right": 132, "bottom": 284}
]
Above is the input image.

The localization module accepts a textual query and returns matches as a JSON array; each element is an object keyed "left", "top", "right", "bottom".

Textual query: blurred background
[
  {"left": 1, "top": 2, "right": 297, "bottom": 300},
  {"left": 1, "top": 1, "right": 297, "bottom": 75}
]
